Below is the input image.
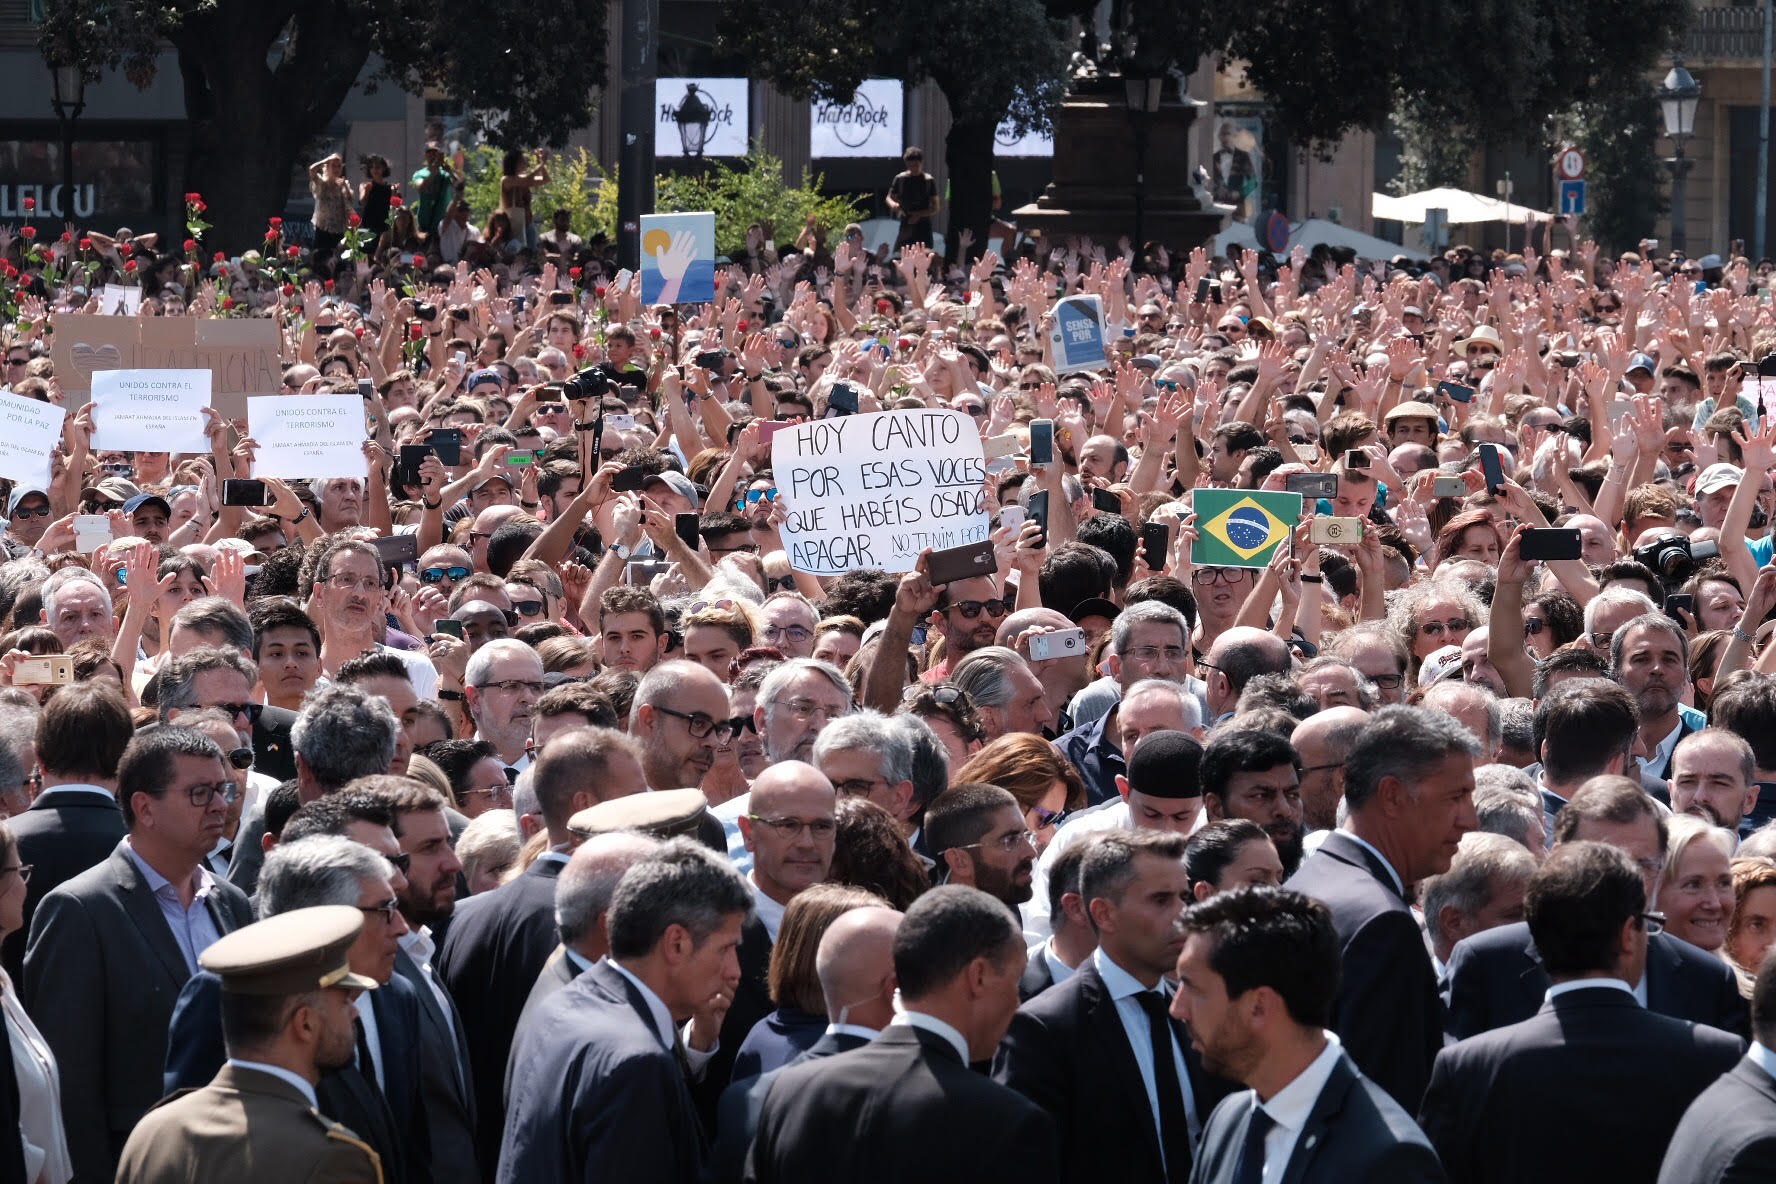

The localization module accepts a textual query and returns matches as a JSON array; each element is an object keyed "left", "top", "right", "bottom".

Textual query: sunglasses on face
[
  {"left": 949, "top": 599, "right": 1007, "bottom": 620},
  {"left": 510, "top": 599, "right": 546, "bottom": 617},
  {"left": 10, "top": 505, "right": 48, "bottom": 519},
  {"left": 420, "top": 566, "right": 471, "bottom": 583},
  {"left": 766, "top": 574, "right": 798, "bottom": 592}
]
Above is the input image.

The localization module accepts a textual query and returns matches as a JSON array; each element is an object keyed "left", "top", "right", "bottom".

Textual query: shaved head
[{"left": 815, "top": 905, "right": 903, "bottom": 1022}]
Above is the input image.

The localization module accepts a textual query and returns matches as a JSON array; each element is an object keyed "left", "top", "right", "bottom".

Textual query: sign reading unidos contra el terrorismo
[{"left": 772, "top": 408, "right": 990, "bottom": 575}]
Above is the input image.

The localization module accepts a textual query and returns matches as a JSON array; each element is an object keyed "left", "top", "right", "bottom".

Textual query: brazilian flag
[{"left": 1190, "top": 489, "right": 1303, "bottom": 569}]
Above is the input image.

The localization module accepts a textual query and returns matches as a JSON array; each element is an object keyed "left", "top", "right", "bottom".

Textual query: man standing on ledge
[{"left": 887, "top": 148, "right": 940, "bottom": 250}]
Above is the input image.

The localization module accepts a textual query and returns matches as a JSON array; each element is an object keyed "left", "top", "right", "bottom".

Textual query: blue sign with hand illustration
[{"left": 639, "top": 211, "right": 716, "bottom": 305}]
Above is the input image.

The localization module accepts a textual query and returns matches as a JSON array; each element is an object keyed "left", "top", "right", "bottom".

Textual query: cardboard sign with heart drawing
[{"left": 50, "top": 315, "right": 282, "bottom": 422}]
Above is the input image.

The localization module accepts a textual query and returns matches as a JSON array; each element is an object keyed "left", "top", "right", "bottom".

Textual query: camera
[
  {"left": 412, "top": 301, "right": 437, "bottom": 321},
  {"left": 558, "top": 367, "right": 611, "bottom": 401},
  {"left": 1631, "top": 534, "right": 1720, "bottom": 585}
]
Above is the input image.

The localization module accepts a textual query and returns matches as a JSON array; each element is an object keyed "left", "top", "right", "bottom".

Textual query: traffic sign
[
  {"left": 1556, "top": 146, "right": 1587, "bottom": 180},
  {"left": 1559, "top": 179, "right": 1587, "bottom": 216}
]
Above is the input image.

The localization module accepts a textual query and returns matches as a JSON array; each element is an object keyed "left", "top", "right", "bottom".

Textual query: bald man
[
  {"left": 710, "top": 905, "right": 903, "bottom": 1183},
  {"left": 999, "top": 607, "right": 1093, "bottom": 730},
  {"left": 1202, "top": 626, "right": 1291, "bottom": 723},
  {"left": 1292, "top": 706, "right": 1367, "bottom": 833}
]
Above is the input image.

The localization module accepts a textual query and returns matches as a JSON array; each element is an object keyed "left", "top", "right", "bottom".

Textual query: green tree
[
  {"left": 654, "top": 142, "right": 863, "bottom": 257},
  {"left": 1552, "top": 86, "right": 1666, "bottom": 254},
  {"left": 462, "top": 147, "right": 620, "bottom": 241},
  {"left": 39, "top": 0, "right": 610, "bottom": 249}
]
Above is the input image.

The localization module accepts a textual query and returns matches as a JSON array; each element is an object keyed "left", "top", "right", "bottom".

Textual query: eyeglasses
[
  {"left": 780, "top": 697, "right": 847, "bottom": 724},
  {"left": 766, "top": 575, "right": 798, "bottom": 593},
  {"left": 324, "top": 573, "right": 382, "bottom": 595},
  {"left": 1300, "top": 763, "right": 1343, "bottom": 775},
  {"left": 736, "top": 488, "right": 778, "bottom": 507},
  {"left": 727, "top": 714, "right": 758, "bottom": 735},
  {"left": 655, "top": 705, "right": 741, "bottom": 740},
  {"left": 1523, "top": 618, "right": 1546, "bottom": 636},
  {"left": 960, "top": 829, "right": 1038, "bottom": 854},
  {"left": 1126, "top": 645, "right": 1188, "bottom": 663},
  {"left": 746, "top": 814, "right": 838, "bottom": 839},
  {"left": 1416, "top": 618, "right": 1472, "bottom": 637},
  {"left": 0, "top": 864, "right": 31, "bottom": 882},
  {"left": 478, "top": 679, "right": 544, "bottom": 695},
  {"left": 358, "top": 898, "right": 402, "bottom": 924},
  {"left": 959, "top": 403, "right": 985, "bottom": 416},
  {"left": 226, "top": 747, "right": 255, "bottom": 771},
  {"left": 386, "top": 852, "right": 412, "bottom": 876},
  {"left": 463, "top": 783, "right": 515, "bottom": 803},
  {"left": 711, "top": 543, "right": 760, "bottom": 557},
  {"left": 10, "top": 505, "right": 48, "bottom": 519},
  {"left": 205, "top": 702, "right": 266, "bottom": 726},
  {"left": 535, "top": 403, "right": 565, "bottom": 414},
  {"left": 1193, "top": 568, "right": 1250, "bottom": 586},
  {"left": 688, "top": 598, "right": 739, "bottom": 615},
  {"left": 1019, "top": 381, "right": 1043, "bottom": 391},
  {"left": 763, "top": 624, "right": 813, "bottom": 645},
  {"left": 1155, "top": 379, "right": 1180, "bottom": 391},
  {"left": 183, "top": 780, "right": 241, "bottom": 807},
  {"left": 1366, "top": 672, "right": 1404, "bottom": 690},
  {"left": 833, "top": 777, "right": 886, "bottom": 798},
  {"left": 1033, "top": 806, "right": 1068, "bottom": 828},
  {"left": 510, "top": 599, "right": 546, "bottom": 617},
  {"left": 903, "top": 683, "right": 970, "bottom": 707},
  {"left": 420, "top": 566, "right": 471, "bottom": 584},
  {"left": 1639, "top": 910, "right": 1666, "bottom": 935},
  {"left": 949, "top": 599, "right": 1007, "bottom": 620},
  {"left": 1590, "top": 632, "right": 1614, "bottom": 648}
]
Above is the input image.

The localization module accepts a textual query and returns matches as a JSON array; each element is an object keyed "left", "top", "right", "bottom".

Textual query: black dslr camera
[
  {"left": 559, "top": 367, "right": 611, "bottom": 401},
  {"left": 1631, "top": 534, "right": 1720, "bottom": 587}
]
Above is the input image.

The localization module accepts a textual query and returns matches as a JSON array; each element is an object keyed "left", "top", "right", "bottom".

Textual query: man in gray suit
[
  {"left": 23, "top": 725, "right": 255, "bottom": 1184},
  {"left": 1175, "top": 886, "right": 1445, "bottom": 1183}
]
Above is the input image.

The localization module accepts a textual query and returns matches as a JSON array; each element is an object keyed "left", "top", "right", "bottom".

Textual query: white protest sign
[
  {"left": 100, "top": 285, "right": 142, "bottom": 316},
  {"left": 248, "top": 395, "right": 368, "bottom": 479},
  {"left": 772, "top": 408, "right": 990, "bottom": 575},
  {"left": 0, "top": 390, "right": 65, "bottom": 488},
  {"left": 90, "top": 368, "right": 211, "bottom": 453}
]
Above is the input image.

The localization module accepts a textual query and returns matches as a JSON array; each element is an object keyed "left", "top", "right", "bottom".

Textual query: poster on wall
[
  {"left": 655, "top": 78, "right": 750, "bottom": 158},
  {"left": 810, "top": 80, "right": 905, "bottom": 159},
  {"left": 1209, "top": 109, "right": 1265, "bottom": 223}
]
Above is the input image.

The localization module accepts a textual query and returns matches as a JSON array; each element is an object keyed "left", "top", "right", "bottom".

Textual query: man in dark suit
[
  {"left": 22, "top": 726, "right": 255, "bottom": 1184},
  {"left": 500, "top": 838, "right": 752, "bottom": 1183},
  {"left": 1443, "top": 775, "right": 1746, "bottom": 1038},
  {"left": 254, "top": 703, "right": 299, "bottom": 782},
  {"left": 439, "top": 726, "right": 646, "bottom": 1178},
  {"left": 0, "top": 682, "right": 132, "bottom": 979},
  {"left": 746, "top": 886, "right": 1058, "bottom": 1184},
  {"left": 163, "top": 834, "right": 431, "bottom": 1184},
  {"left": 995, "top": 830, "right": 1234, "bottom": 1184},
  {"left": 709, "top": 903, "right": 901, "bottom": 1184},
  {"left": 1285, "top": 706, "right": 1479, "bottom": 1112},
  {"left": 1176, "top": 886, "right": 1444, "bottom": 1183},
  {"left": 1419, "top": 842, "right": 1743, "bottom": 1183},
  {"left": 1659, "top": 950, "right": 1776, "bottom": 1182},
  {"left": 1021, "top": 840, "right": 1095, "bottom": 1001}
]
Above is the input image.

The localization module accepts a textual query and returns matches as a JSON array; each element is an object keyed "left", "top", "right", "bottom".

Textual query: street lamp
[
  {"left": 1123, "top": 75, "right": 1164, "bottom": 249},
  {"left": 673, "top": 84, "right": 714, "bottom": 158},
  {"left": 1658, "top": 56, "right": 1701, "bottom": 253},
  {"left": 49, "top": 63, "right": 85, "bottom": 222}
]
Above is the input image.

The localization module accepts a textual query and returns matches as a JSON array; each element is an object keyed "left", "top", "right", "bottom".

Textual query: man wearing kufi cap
[{"left": 116, "top": 906, "right": 383, "bottom": 1184}]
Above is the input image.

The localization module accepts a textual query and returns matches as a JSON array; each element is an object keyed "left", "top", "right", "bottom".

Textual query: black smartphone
[
  {"left": 611, "top": 466, "right": 647, "bottom": 493},
  {"left": 1665, "top": 593, "right": 1695, "bottom": 624},
  {"left": 926, "top": 540, "right": 997, "bottom": 585},
  {"left": 1478, "top": 442, "right": 1505, "bottom": 493},
  {"left": 428, "top": 428, "right": 463, "bottom": 467},
  {"left": 1518, "top": 527, "right": 1582, "bottom": 562},
  {"left": 694, "top": 350, "right": 725, "bottom": 371},
  {"left": 1285, "top": 472, "right": 1338, "bottom": 499},
  {"left": 549, "top": 291, "right": 575, "bottom": 306},
  {"left": 358, "top": 378, "right": 375, "bottom": 401},
  {"left": 220, "top": 479, "right": 269, "bottom": 507},
  {"left": 313, "top": 322, "right": 339, "bottom": 335},
  {"left": 1029, "top": 490, "right": 1050, "bottom": 543},
  {"left": 674, "top": 512, "right": 701, "bottom": 551},
  {"left": 1437, "top": 380, "right": 1475, "bottom": 404},
  {"left": 369, "top": 533, "right": 419, "bottom": 568},
  {"left": 413, "top": 301, "right": 437, "bottom": 321},
  {"left": 827, "top": 382, "right": 859, "bottom": 416},
  {"left": 1195, "top": 277, "right": 1212, "bottom": 303},
  {"left": 1030, "top": 419, "right": 1055, "bottom": 466},
  {"left": 432, "top": 618, "right": 464, "bottom": 638},
  {"left": 1140, "top": 521, "right": 1171, "bottom": 566},
  {"left": 1343, "top": 450, "right": 1370, "bottom": 470},
  {"left": 398, "top": 444, "right": 433, "bottom": 487},
  {"left": 1209, "top": 281, "right": 1223, "bottom": 305}
]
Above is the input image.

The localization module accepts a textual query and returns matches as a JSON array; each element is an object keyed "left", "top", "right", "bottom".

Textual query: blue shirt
[
  {"left": 123, "top": 838, "right": 223, "bottom": 975},
  {"left": 1056, "top": 709, "right": 1124, "bottom": 806}
]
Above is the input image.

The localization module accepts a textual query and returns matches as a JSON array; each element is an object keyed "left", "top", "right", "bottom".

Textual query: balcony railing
[{"left": 1688, "top": 6, "right": 1767, "bottom": 62}]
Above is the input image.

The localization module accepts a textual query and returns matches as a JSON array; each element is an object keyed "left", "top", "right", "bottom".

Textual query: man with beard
[
  {"left": 352, "top": 776, "right": 478, "bottom": 1178},
  {"left": 929, "top": 784, "right": 1039, "bottom": 913},
  {"left": 1202, "top": 728, "right": 1306, "bottom": 877},
  {"left": 926, "top": 572, "right": 1007, "bottom": 682},
  {"left": 1669, "top": 728, "right": 1761, "bottom": 836},
  {"left": 1286, "top": 707, "right": 1479, "bottom": 1113},
  {"left": 994, "top": 831, "right": 1236, "bottom": 1184},
  {"left": 1173, "top": 888, "right": 1443, "bottom": 1182},
  {"left": 1611, "top": 615, "right": 1705, "bottom": 784},
  {"left": 632, "top": 661, "right": 737, "bottom": 791}
]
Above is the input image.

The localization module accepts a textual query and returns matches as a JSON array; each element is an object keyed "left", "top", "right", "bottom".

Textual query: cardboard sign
[
  {"left": 1048, "top": 295, "right": 1107, "bottom": 374},
  {"left": 772, "top": 408, "right": 990, "bottom": 575},
  {"left": 639, "top": 212, "right": 716, "bottom": 306},
  {"left": 90, "top": 368, "right": 212, "bottom": 453},
  {"left": 50, "top": 314, "right": 282, "bottom": 420},
  {"left": 1190, "top": 489, "right": 1303, "bottom": 569},
  {"left": 248, "top": 395, "right": 367, "bottom": 480},
  {"left": 0, "top": 390, "right": 65, "bottom": 488}
]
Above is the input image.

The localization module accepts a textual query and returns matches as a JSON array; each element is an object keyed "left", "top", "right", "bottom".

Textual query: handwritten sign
[
  {"left": 90, "top": 368, "right": 211, "bottom": 452},
  {"left": 50, "top": 315, "right": 282, "bottom": 420},
  {"left": 1048, "top": 294, "right": 1107, "bottom": 374},
  {"left": 248, "top": 395, "right": 367, "bottom": 480},
  {"left": 0, "top": 391, "right": 65, "bottom": 488},
  {"left": 772, "top": 408, "right": 990, "bottom": 575},
  {"left": 100, "top": 285, "right": 143, "bottom": 316}
]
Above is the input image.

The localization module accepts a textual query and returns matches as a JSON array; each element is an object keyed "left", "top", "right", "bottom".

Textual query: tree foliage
[
  {"left": 655, "top": 143, "right": 864, "bottom": 258},
  {"left": 461, "top": 147, "right": 621, "bottom": 242},
  {"left": 1552, "top": 86, "right": 1666, "bottom": 254}
]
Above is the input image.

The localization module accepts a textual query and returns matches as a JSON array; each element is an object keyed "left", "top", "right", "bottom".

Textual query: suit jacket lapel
[
  {"left": 1317, "top": 833, "right": 1404, "bottom": 902},
  {"left": 396, "top": 948, "right": 472, "bottom": 1101},
  {"left": 1276, "top": 1054, "right": 1355, "bottom": 1184},
  {"left": 1078, "top": 964, "right": 1167, "bottom": 1165},
  {"left": 111, "top": 846, "right": 198, "bottom": 986}
]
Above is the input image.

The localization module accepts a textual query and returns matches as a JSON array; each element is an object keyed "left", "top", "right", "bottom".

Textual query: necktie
[
  {"left": 670, "top": 1026, "right": 695, "bottom": 1084},
  {"left": 1136, "top": 989, "right": 1192, "bottom": 1184},
  {"left": 1233, "top": 1104, "right": 1276, "bottom": 1184},
  {"left": 353, "top": 1015, "right": 377, "bottom": 1090}
]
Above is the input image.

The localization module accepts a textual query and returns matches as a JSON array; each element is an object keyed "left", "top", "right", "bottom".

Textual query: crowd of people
[{"left": 0, "top": 193, "right": 1770, "bottom": 1184}]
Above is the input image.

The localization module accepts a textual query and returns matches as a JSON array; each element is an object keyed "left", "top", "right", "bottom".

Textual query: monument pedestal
[{"left": 1013, "top": 87, "right": 1225, "bottom": 248}]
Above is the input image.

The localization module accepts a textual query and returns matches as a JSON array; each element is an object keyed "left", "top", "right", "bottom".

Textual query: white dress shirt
[
  {"left": 1544, "top": 977, "right": 1638, "bottom": 1006},
  {"left": 749, "top": 875, "right": 787, "bottom": 942},
  {"left": 1748, "top": 1039, "right": 1776, "bottom": 1083},
  {"left": 1093, "top": 948, "right": 1202, "bottom": 1151},
  {"left": 397, "top": 927, "right": 458, "bottom": 1028},
  {"left": 890, "top": 1010, "right": 969, "bottom": 1063},
  {"left": 229, "top": 1059, "right": 319, "bottom": 1107},
  {"left": 1253, "top": 1033, "right": 1346, "bottom": 1183},
  {"left": 608, "top": 959, "right": 717, "bottom": 1075},
  {"left": 824, "top": 1022, "right": 881, "bottom": 1042},
  {"left": 1336, "top": 829, "right": 1404, "bottom": 896},
  {"left": 1041, "top": 938, "right": 1077, "bottom": 987}
]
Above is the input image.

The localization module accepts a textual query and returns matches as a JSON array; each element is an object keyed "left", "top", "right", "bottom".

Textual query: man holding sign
[
  {"left": 89, "top": 369, "right": 212, "bottom": 454},
  {"left": 247, "top": 395, "right": 370, "bottom": 481}
]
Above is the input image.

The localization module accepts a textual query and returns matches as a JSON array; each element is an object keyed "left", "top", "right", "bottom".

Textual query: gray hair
[
  {"left": 1419, "top": 681, "right": 1502, "bottom": 752},
  {"left": 630, "top": 660, "right": 728, "bottom": 731},
  {"left": 457, "top": 809, "right": 521, "bottom": 887},
  {"left": 1473, "top": 784, "right": 1545, "bottom": 854},
  {"left": 813, "top": 708, "right": 914, "bottom": 788},
  {"left": 1298, "top": 655, "right": 1378, "bottom": 710},
  {"left": 1674, "top": 727, "right": 1757, "bottom": 788},
  {"left": 157, "top": 646, "right": 259, "bottom": 719},
  {"left": 169, "top": 596, "right": 253, "bottom": 653},
  {"left": 1344, "top": 706, "right": 1481, "bottom": 813},
  {"left": 1109, "top": 601, "right": 1190, "bottom": 660},
  {"left": 259, "top": 835, "right": 391, "bottom": 917},
  {"left": 1421, "top": 831, "right": 1536, "bottom": 951},
  {"left": 757, "top": 657, "right": 850, "bottom": 714},
  {"left": 292, "top": 684, "right": 399, "bottom": 791},
  {"left": 889, "top": 713, "right": 948, "bottom": 810},
  {"left": 1607, "top": 612, "right": 1689, "bottom": 676},
  {"left": 950, "top": 646, "right": 1028, "bottom": 711},
  {"left": 41, "top": 567, "right": 111, "bottom": 623},
  {"left": 1498, "top": 697, "right": 1535, "bottom": 756},
  {"left": 606, "top": 837, "right": 755, "bottom": 958},
  {"left": 1122, "top": 678, "right": 1204, "bottom": 731},
  {"left": 555, "top": 832, "right": 663, "bottom": 945},
  {"left": 466, "top": 638, "right": 544, "bottom": 689},
  {"left": 1583, "top": 587, "right": 1660, "bottom": 636},
  {"left": 1385, "top": 580, "right": 1487, "bottom": 661}
]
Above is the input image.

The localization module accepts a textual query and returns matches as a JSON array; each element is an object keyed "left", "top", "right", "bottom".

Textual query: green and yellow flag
[{"left": 1190, "top": 489, "right": 1303, "bottom": 569}]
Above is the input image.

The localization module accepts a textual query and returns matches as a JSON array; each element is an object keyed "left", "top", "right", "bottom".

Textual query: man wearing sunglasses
[
  {"left": 924, "top": 572, "right": 1007, "bottom": 682},
  {"left": 4, "top": 486, "right": 52, "bottom": 553}
]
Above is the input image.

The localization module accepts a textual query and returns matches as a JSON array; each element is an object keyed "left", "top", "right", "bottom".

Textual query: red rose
[
  {"left": 324, "top": 279, "right": 335, "bottom": 291},
  {"left": 78, "top": 237, "right": 91, "bottom": 251},
  {"left": 18, "top": 227, "right": 34, "bottom": 240},
  {"left": 596, "top": 286, "right": 607, "bottom": 298},
  {"left": 354, "top": 326, "right": 365, "bottom": 338},
  {"left": 194, "top": 201, "right": 206, "bottom": 214},
  {"left": 269, "top": 217, "right": 283, "bottom": 228},
  {"left": 184, "top": 192, "right": 202, "bottom": 205},
  {"left": 21, "top": 197, "right": 33, "bottom": 212},
  {"left": 569, "top": 267, "right": 582, "bottom": 279},
  {"left": 411, "top": 254, "right": 424, "bottom": 267},
  {"left": 896, "top": 336, "right": 912, "bottom": 349},
  {"left": 282, "top": 283, "right": 294, "bottom": 296},
  {"left": 213, "top": 250, "right": 226, "bottom": 262},
  {"left": 286, "top": 245, "right": 300, "bottom": 259},
  {"left": 348, "top": 212, "right": 361, "bottom": 228},
  {"left": 738, "top": 320, "right": 749, "bottom": 331},
  {"left": 876, "top": 299, "right": 893, "bottom": 313},
  {"left": 389, "top": 194, "right": 404, "bottom": 208},
  {"left": 60, "top": 233, "right": 71, "bottom": 243},
  {"left": 572, "top": 344, "right": 587, "bottom": 359},
  {"left": 123, "top": 259, "right": 137, "bottom": 272},
  {"left": 409, "top": 323, "right": 423, "bottom": 340},
  {"left": 649, "top": 326, "right": 661, "bottom": 338},
  {"left": 182, "top": 238, "right": 196, "bottom": 252},
  {"left": 221, "top": 297, "right": 234, "bottom": 309}
]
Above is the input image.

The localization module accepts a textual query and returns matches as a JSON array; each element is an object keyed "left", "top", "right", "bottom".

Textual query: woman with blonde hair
[
  {"left": 953, "top": 733, "right": 1087, "bottom": 854},
  {"left": 1658, "top": 815, "right": 1736, "bottom": 953}
]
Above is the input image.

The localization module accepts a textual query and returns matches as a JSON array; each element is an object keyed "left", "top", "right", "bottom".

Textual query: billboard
[
  {"left": 656, "top": 78, "right": 750, "bottom": 158},
  {"left": 810, "top": 80, "right": 904, "bottom": 159}
]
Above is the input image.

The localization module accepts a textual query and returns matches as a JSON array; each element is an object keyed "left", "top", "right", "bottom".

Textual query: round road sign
[{"left": 1556, "top": 147, "right": 1587, "bottom": 180}]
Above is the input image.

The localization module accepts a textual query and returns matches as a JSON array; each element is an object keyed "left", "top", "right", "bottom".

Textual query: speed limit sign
[{"left": 1556, "top": 146, "right": 1587, "bottom": 180}]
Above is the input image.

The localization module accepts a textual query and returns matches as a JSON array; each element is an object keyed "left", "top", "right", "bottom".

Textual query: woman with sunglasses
[{"left": 952, "top": 733, "right": 1086, "bottom": 855}]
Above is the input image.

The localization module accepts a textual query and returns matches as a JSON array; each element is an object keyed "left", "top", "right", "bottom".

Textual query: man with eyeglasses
[
  {"left": 306, "top": 538, "right": 438, "bottom": 698},
  {"left": 1291, "top": 706, "right": 1368, "bottom": 834},
  {"left": 1058, "top": 602, "right": 1197, "bottom": 805},
  {"left": 23, "top": 726, "right": 254, "bottom": 1184},
  {"left": 464, "top": 639, "right": 544, "bottom": 776},
  {"left": 758, "top": 593, "right": 819, "bottom": 660},
  {"left": 1420, "top": 841, "right": 1744, "bottom": 1184},
  {"left": 632, "top": 659, "right": 736, "bottom": 794},
  {"left": 928, "top": 783, "right": 1038, "bottom": 912},
  {"left": 929, "top": 571, "right": 1007, "bottom": 681},
  {"left": 1189, "top": 565, "right": 1256, "bottom": 656},
  {"left": 1200, "top": 626, "right": 1291, "bottom": 725}
]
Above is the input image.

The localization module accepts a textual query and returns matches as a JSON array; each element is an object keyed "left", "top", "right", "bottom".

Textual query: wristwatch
[
  {"left": 422, "top": 497, "right": 442, "bottom": 510},
  {"left": 289, "top": 506, "right": 310, "bottom": 525}
]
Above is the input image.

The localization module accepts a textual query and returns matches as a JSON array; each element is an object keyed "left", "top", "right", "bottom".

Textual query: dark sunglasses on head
[
  {"left": 1033, "top": 806, "right": 1068, "bottom": 828},
  {"left": 420, "top": 565, "right": 471, "bottom": 584}
]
